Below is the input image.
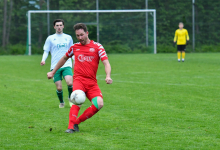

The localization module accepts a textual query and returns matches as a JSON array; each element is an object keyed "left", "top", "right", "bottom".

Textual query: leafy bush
[
  {"left": 103, "top": 40, "right": 154, "bottom": 54},
  {"left": 0, "top": 44, "right": 26, "bottom": 55},
  {"left": 156, "top": 44, "right": 220, "bottom": 53},
  {"left": 31, "top": 45, "right": 43, "bottom": 54},
  {"left": 157, "top": 44, "right": 177, "bottom": 53},
  {"left": 195, "top": 44, "right": 220, "bottom": 52},
  {"left": 9, "top": 44, "right": 26, "bottom": 54},
  {"left": 0, "top": 49, "right": 8, "bottom": 55},
  {"left": 104, "top": 44, "right": 132, "bottom": 54},
  {"left": 133, "top": 44, "right": 154, "bottom": 53},
  {"left": 1, "top": 43, "right": 220, "bottom": 55}
]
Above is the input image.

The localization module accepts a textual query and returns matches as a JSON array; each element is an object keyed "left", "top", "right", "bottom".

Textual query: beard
[{"left": 79, "top": 38, "right": 87, "bottom": 45}]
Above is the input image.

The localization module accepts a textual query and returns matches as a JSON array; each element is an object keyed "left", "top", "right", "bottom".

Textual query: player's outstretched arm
[
  {"left": 102, "top": 59, "right": 113, "bottom": 84},
  {"left": 47, "top": 55, "right": 69, "bottom": 79}
]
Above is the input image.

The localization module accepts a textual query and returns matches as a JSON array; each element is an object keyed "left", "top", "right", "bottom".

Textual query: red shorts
[{"left": 72, "top": 78, "right": 103, "bottom": 101}]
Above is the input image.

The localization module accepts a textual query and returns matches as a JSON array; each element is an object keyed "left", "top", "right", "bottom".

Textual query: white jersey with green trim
[{"left": 43, "top": 33, "right": 73, "bottom": 70}]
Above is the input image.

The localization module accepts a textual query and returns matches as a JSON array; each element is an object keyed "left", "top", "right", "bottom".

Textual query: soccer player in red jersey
[{"left": 47, "top": 23, "right": 113, "bottom": 133}]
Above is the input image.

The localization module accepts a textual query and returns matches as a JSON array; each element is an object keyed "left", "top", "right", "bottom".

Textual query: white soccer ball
[{"left": 70, "top": 90, "right": 86, "bottom": 105}]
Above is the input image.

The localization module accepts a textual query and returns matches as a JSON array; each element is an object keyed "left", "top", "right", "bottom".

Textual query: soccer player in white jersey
[{"left": 40, "top": 19, "right": 74, "bottom": 108}]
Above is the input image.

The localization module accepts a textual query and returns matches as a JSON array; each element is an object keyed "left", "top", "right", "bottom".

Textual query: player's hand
[
  {"left": 173, "top": 42, "right": 176, "bottom": 47},
  {"left": 105, "top": 77, "right": 113, "bottom": 84},
  {"left": 40, "top": 61, "right": 45, "bottom": 66},
  {"left": 47, "top": 72, "right": 54, "bottom": 79},
  {"left": 186, "top": 40, "right": 189, "bottom": 45}
]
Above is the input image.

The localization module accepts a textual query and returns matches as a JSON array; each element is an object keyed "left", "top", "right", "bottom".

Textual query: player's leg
[
  {"left": 53, "top": 68, "right": 64, "bottom": 108},
  {"left": 65, "top": 75, "right": 74, "bottom": 107},
  {"left": 63, "top": 67, "right": 74, "bottom": 106},
  {"left": 177, "top": 45, "right": 181, "bottom": 62},
  {"left": 65, "top": 75, "right": 73, "bottom": 98},
  {"left": 76, "top": 96, "right": 103, "bottom": 125},
  {"left": 181, "top": 45, "right": 186, "bottom": 62},
  {"left": 65, "top": 104, "right": 81, "bottom": 133},
  {"left": 66, "top": 79, "right": 85, "bottom": 132},
  {"left": 66, "top": 99, "right": 100, "bottom": 133},
  {"left": 75, "top": 84, "right": 103, "bottom": 125},
  {"left": 55, "top": 81, "right": 64, "bottom": 108}
]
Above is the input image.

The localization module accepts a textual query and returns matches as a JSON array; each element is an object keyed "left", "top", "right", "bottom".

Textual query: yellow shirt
[{"left": 174, "top": 29, "right": 189, "bottom": 45}]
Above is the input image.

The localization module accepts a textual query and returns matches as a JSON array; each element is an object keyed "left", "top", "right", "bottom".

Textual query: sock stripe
[
  {"left": 56, "top": 90, "right": 63, "bottom": 93},
  {"left": 56, "top": 90, "right": 64, "bottom": 103}
]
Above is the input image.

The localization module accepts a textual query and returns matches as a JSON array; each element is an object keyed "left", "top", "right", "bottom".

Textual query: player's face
[
  {"left": 75, "top": 29, "right": 89, "bottom": 45},
  {"left": 179, "top": 23, "right": 184, "bottom": 29},
  {"left": 54, "top": 22, "right": 64, "bottom": 34}
]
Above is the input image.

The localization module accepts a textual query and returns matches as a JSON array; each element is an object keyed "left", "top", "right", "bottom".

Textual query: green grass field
[{"left": 0, "top": 53, "right": 220, "bottom": 150}]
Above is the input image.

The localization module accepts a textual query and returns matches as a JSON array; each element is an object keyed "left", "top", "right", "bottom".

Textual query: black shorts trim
[{"left": 177, "top": 45, "right": 186, "bottom": 51}]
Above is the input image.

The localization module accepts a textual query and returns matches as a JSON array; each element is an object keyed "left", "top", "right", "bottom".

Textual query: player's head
[
  {"left": 179, "top": 22, "right": 184, "bottom": 29},
  {"left": 73, "top": 23, "right": 89, "bottom": 45},
  {"left": 53, "top": 19, "right": 64, "bottom": 34}
]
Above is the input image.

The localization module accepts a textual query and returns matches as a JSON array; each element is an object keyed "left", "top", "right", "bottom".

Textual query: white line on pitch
[{"left": 97, "top": 78, "right": 220, "bottom": 88}]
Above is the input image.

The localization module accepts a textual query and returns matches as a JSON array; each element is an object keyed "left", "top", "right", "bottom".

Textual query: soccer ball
[{"left": 70, "top": 90, "right": 86, "bottom": 105}]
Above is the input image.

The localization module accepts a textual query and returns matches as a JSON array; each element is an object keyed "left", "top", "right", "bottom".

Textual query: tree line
[{"left": 1, "top": 0, "right": 220, "bottom": 54}]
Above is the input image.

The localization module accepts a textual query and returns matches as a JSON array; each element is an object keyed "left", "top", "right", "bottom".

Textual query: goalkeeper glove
[
  {"left": 186, "top": 40, "right": 189, "bottom": 45},
  {"left": 173, "top": 42, "right": 176, "bottom": 47}
]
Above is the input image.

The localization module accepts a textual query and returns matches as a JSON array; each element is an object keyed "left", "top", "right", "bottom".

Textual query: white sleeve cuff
[{"left": 41, "top": 51, "right": 49, "bottom": 62}]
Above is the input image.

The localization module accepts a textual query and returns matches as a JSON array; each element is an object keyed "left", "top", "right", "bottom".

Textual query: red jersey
[{"left": 66, "top": 40, "right": 108, "bottom": 81}]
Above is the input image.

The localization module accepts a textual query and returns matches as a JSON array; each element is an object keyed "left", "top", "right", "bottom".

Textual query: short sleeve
[
  {"left": 66, "top": 45, "right": 74, "bottom": 58},
  {"left": 43, "top": 37, "right": 51, "bottom": 52},
  {"left": 98, "top": 44, "right": 108, "bottom": 61}
]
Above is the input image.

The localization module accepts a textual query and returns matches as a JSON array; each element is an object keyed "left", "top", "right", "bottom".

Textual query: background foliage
[{"left": 0, "top": 0, "right": 220, "bottom": 54}]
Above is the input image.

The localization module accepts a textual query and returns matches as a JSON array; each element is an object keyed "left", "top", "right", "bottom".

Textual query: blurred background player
[
  {"left": 47, "top": 23, "right": 113, "bottom": 133},
  {"left": 173, "top": 22, "right": 189, "bottom": 62},
  {"left": 40, "top": 19, "right": 74, "bottom": 108}
]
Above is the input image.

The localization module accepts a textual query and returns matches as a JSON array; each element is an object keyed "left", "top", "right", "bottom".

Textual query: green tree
[{"left": 1, "top": 0, "right": 220, "bottom": 54}]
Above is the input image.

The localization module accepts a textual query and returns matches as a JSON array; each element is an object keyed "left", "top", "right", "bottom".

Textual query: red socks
[
  {"left": 68, "top": 105, "right": 99, "bottom": 129},
  {"left": 76, "top": 105, "right": 99, "bottom": 124},
  {"left": 68, "top": 105, "right": 80, "bottom": 129}
]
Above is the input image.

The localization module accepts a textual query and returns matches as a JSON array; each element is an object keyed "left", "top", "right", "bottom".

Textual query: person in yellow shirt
[{"left": 173, "top": 22, "right": 189, "bottom": 62}]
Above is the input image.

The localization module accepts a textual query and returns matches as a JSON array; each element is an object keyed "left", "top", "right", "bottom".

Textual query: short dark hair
[
  {"left": 73, "top": 23, "right": 88, "bottom": 32},
  {"left": 53, "top": 19, "right": 64, "bottom": 26}
]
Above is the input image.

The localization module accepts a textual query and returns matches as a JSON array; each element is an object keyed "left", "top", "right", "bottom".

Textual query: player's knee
[
  {"left": 92, "top": 97, "right": 104, "bottom": 110},
  {"left": 56, "top": 85, "right": 62, "bottom": 91},
  {"left": 57, "top": 87, "right": 62, "bottom": 91},
  {"left": 55, "top": 81, "right": 62, "bottom": 91},
  {"left": 65, "top": 76, "right": 73, "bottom": 86},
  {"left": 97, "top": 98, "right": 104, "bottom": 109},
  {"left": 66, "top": 81, "right": 72, "bottom": 86}
]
